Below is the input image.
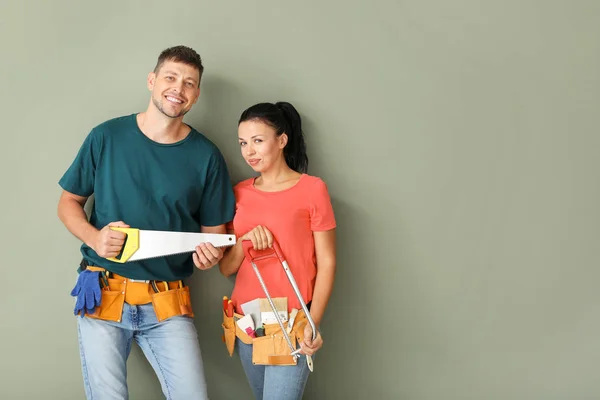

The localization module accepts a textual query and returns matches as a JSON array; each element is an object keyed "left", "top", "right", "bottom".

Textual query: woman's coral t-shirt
[{"left": 228, "top": 174, "right": 336, "bottom": 313}]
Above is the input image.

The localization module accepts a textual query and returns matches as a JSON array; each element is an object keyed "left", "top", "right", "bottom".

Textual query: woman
[{"left": 219, "top": 101, "right": 336, "bottom": 399}]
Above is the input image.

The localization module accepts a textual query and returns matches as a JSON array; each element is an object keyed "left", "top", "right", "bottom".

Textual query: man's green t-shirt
[{"left": 59, "top": 114, "right": 235, "bottom": 281}]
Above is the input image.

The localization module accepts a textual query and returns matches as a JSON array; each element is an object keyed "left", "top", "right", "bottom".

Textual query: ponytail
[
  {"left": 238, "top": 101, "right": 309, "bottom": 173},
  {"left": 274, "top": 102, "right": 308, "bottom": 173}
]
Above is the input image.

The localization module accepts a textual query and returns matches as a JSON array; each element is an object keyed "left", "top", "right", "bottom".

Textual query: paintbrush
[{"left": 260, "top": 297, "right": 288, "bottom": 325}]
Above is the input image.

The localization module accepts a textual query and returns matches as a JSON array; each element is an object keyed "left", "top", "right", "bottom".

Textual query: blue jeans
[
  {"left": 77, "top": 303, "right": 208, "bottom": 400},
  {"left": 237, "top": 338, "right": 311, "bottom": 400}
]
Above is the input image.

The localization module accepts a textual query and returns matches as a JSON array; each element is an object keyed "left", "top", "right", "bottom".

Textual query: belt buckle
[{"left": 128, "top": 279, "right": 150, "bottom": 283}]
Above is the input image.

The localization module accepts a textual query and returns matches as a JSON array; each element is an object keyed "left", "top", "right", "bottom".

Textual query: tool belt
[
  {"left": 223, "top": 240, "right": 319, "bottom": 368},
  {"left": 221, "top": 306, "right": 310, "bottom": 366},
  {"left": 80, "top": 261, "right": 193, "bottom": 323}
]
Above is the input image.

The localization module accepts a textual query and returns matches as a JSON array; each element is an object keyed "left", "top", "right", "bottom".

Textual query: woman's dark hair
[{"left": 238, "top": 101, "right": 308, "bottom": 173}]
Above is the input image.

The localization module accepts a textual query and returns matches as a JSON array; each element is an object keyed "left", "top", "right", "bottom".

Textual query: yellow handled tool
[{"left": 107, "top": 227, "right": 236, "bottom": 263}]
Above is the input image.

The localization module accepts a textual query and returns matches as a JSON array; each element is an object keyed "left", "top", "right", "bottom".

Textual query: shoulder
[
  {"left": 88, "top": 114, "right": 136, "bottom": 139},
  {"left": 184, "top": 128, "right": 231, "bottom": 172},
  {"left": 300, "top": 174, "right": 334, "bottom": 208},
  {"left": 301, "top": 174, "right": 330, "bottom": 192},
  {"left": 187, "top": 127, "right": 223, "bottom": 155},
  {"left": 231, "top": 178, "right": 257, "bottom": 200},
  {"left": 233, "top": 177, "right": 255, "bottom": 193},
  {"left": 94, "top": 114, "right": 136, "bottom": 132}
]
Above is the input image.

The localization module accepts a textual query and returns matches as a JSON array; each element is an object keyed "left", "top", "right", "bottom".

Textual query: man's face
[{"left": 147, "top": 60, "right": 201, "bottom": 119}]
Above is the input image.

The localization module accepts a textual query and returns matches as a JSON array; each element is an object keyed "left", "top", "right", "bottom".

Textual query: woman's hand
[
  {"left": 240, "top": 225, "right": 273, "bottom": 250},
  {"left": 299, "top": 323, "right": 323, "bottom": 356}
]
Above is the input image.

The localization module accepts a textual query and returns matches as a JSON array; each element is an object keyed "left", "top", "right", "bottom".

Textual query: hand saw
[{"left": 106, "top": 227, "right": 236, "bottom": 263}]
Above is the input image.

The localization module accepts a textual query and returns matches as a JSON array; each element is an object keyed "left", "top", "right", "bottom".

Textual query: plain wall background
[{"left": 1, "top": 0, "right": 599, "bottom": 399}]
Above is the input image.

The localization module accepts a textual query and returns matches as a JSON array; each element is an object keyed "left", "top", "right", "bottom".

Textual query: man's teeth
[{"left": 166, "top": 96, "right": 183, "bottom": 104}]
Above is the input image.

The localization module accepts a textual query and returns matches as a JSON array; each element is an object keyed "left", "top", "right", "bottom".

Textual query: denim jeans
[
  {"left": 236, "top": 338, "right": 311, "bottom": 400},
  {"left": 77, "top": 303, "right": 208, "bottom": 400}
]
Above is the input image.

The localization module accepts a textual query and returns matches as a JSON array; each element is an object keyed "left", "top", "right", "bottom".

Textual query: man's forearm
[{"left": 57, "top": 196, "right": 98, "bottom": 248}]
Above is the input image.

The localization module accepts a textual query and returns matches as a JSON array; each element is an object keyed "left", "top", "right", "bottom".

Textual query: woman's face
[{"left": 238, "top": 120, "right": 287, "bottom": 173}]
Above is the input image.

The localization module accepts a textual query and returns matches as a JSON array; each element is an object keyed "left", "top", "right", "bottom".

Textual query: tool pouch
[
  {"left": 222, "top": 306, "right": 309, "bottom": 366},
  {"left": 82, "top": 263, "right": 193, "bottom": 323},
  {"left": 86, "top": 269, "right": 126, "bottom": 322},
  {"left": 222, "top": 311, "right": 237, "bottom": 356},
  {"left": 251, "top": 323, "right": 298, "bottom": 366},
  {"left": 151, "top": 283, "right": 194, "bottom": 322},
  {"left": 253, "top": 310, "right": 311, "bottom": 366}
]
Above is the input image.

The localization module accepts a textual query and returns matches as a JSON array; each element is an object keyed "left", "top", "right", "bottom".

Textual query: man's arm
[
  {"left": 57, "top": 190, "right": 97, "bottom": 247},
  {"left": 193, "top": 224, "right": 228, "bottom": 270},
  {"left": 57, "top": 190, "right": 128, "bottom": 258},
  {"left": 200, "top": 224, "right": 227, "bottom": 235}
]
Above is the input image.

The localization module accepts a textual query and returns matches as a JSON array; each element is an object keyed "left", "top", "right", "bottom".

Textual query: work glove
[{"left": 70, "top": 269, "right": 103, "bottom": 316}]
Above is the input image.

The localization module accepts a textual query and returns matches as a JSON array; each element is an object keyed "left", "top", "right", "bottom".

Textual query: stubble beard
[{"left": 152, "top": 95, "right": 189, "bottom": 119}]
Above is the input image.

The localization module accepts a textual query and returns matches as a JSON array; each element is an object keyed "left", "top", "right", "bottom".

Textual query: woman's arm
[
  {"left": 299, "top": 228, "right": 336, "bottom": 355},
  {"left": 219, "top": 235, "right": 246, "bottom": 277},
  {"left": 219, "top": 225, "right": 274, "bottom": 277},
  {"left": 308, "top": 228, "right": 337, "bottom": 326}
]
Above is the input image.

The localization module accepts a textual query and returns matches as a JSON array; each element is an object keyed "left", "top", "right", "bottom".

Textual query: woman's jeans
[{"left": 236, "top": 338, "right": 312, "bottom": 400}]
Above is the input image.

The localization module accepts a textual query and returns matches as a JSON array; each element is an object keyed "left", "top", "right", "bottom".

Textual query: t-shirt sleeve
[
  {"left": 198, "top": 151, "right": 236, "bottom": 226},
  {"left": 58, "top": 128, "right": 103, "bottom": 197},
  {"left": 225, "top": 186, "right": 236, "bottom": 232},
  {"left": 309, "top": 178, "right": 336, "bottom": 231}
]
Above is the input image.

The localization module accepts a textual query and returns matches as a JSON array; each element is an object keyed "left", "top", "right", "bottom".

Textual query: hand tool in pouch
[
  {"left": 240, "top": 298, "right": 262, "bottom": 329},
  {"left": 242, "top": 240, "right": 317, "bottom": 372},
  {"left": 286, "top": 308, "right": 299, "bottom": 334},
  {"left": 226, "top": 300, "right": 234, "bottom": 317},
  {"left": 106, "top": 227, "right": 236, "bottom": 263},
  {"left": 259, "top": 297, "right": 288, "bottom": 325},
  {"left": 236, "top": 314, "right": 257, "bottom": 338}
]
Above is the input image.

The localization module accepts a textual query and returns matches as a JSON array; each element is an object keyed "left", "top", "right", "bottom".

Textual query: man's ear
[
  {"left": 147, "top": 72, "right": 156, "bottom": 91},
  {"left": 279, "top": 133, "right": 288, "bottom": 149}
]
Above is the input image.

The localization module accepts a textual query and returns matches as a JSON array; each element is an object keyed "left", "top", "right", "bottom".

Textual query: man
[{"left": 57, "top": 45, "right": 235, "bottom": 399}]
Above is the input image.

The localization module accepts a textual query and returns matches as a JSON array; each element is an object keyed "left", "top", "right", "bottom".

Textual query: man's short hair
[{"left": 154, "top": 45, "right": 204, "bottom": 83}]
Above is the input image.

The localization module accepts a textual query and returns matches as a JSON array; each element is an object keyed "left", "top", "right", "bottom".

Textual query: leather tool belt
[
  {"left": 80, "top": 260, "right": 193, "bottom": 323},
  {"left": 221, "top": 306, "right": 310, "bottom": 366}
]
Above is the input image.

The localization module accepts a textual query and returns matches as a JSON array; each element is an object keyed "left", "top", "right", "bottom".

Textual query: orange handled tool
[{"left": 242, "top": 239, "right": 317, "bottom": 370}]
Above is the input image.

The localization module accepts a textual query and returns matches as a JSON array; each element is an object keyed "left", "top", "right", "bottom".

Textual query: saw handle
[
  {"left": 106, "top": 227, "right": 140, "bottom": 263},
  {"left": 241, "top": 240, "right": 285, "bottom": 263}
]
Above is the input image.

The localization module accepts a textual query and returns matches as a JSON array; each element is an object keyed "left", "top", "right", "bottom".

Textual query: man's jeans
[
  {"left": 237, "top": 338, "right": 311, "bottom": 400},
  {"left": 77, "top": 303, "right": 208, "bottom": 400}
]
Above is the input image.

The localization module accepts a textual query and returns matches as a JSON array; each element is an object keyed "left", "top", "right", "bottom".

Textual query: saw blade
[{"left": 126, "top": 230, "right": 236, "bottom": 262}]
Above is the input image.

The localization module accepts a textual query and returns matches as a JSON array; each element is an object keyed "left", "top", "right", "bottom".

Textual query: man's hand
[
  {"left": 299, "top": 323, "right": 323, "bottom": 356},
  {"left": 193, "top": 242, "right": 224, "bottom": 270},
  {"left": 92, "top": 221, "right": 130, "bottom": 258}
]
